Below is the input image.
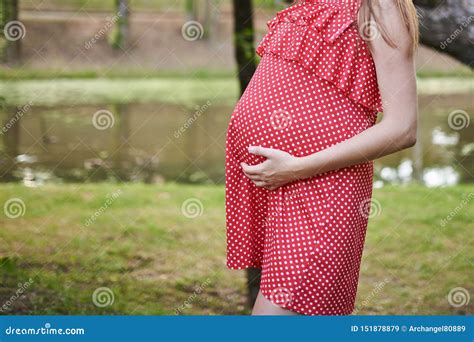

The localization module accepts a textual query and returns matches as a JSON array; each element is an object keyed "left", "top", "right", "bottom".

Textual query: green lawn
[
  {"left": 0, "top": 182, "right": 473, "bottom": 315},
  {"left": 0, "top": 77, "right": 471, "bottom": 108},
  {"left": 0, "top": 67, "right": 471, "bottom": 81}
]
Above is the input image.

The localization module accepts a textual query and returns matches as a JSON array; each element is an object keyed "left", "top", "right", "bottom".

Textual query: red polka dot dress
[{"left": 225, "top": 0, "right": 383, "bottom": 315}]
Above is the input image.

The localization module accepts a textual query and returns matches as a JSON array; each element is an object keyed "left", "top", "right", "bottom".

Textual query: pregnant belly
[{"left": 228, "top": 55, "right": 372, "bottom": 165}]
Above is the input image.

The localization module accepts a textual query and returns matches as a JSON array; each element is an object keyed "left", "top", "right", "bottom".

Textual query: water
[{"left": 0, "top": 78, "right": 472, "bottom": 186}]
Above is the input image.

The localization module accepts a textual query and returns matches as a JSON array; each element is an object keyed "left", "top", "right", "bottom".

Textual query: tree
[
  {"left": 232, "top": 0, "right": 257, "bottom": 97},
  {"left": 414, "top": 0, "right": 474, "bottom": 66},
  {"left": 231, "top": 0, "right": 261, "bottom": 308},
  {"left": 110, "top": 0, "right": 129, "bottom": 50},
  {"left": 0, "top": 0, "right": 21, "bottom": 63},
  {"left": 185, "top": 0, "right": 198, "bottom": 21},
  {"left": 185, "top": 0, "right": 219, "bottom": 40},
  {"left": 281, "top": 0, "right": 473, "bottom": 66}
]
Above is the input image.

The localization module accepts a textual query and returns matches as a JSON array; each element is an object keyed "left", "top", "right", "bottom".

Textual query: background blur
[{"left": 0, "top": 0, "right": 472, "bottom": 315}]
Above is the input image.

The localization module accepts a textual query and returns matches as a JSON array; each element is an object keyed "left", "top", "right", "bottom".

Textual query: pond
[{"left": 0, "top": 77, "right": 472, "bottom": 187}]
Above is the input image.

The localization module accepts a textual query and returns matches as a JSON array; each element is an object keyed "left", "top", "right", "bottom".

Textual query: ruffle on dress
[{"left": 256, "top": 0, "right": 383, "bottom": 113}]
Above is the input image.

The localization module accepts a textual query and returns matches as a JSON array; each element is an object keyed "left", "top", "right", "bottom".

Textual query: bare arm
[
  {"left": 242, "top": 1, "right": 418, "bottom": 189},
  {"left": 294, "top": 1, "right": 418, "bottom": 179}
]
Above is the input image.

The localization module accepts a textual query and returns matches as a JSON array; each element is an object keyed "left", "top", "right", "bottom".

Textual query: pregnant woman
[{"left": 225, "top": 0, "right": 419, "bottom": 315}]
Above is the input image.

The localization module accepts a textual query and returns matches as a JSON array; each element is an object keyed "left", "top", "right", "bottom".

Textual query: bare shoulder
[
  {"left": 370, "top": 0, "right": 399, "bottom": 11},
  {"left": 367, "top": 0, "right": 414, "bottom": 58}
]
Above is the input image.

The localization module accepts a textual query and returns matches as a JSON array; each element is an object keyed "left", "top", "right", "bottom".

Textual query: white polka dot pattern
[
  {"left": 256, "top": 0, "right": 383, "bottom": 112},
  {"left": 225, "top": 0, "right": 380, "bottom": 316}
]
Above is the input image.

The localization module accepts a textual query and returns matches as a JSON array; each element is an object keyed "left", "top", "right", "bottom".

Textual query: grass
[
  {"left": 0, "top": 182, "right": 473, "bottom": 315},
  {"left": 0, "top": 68, "right": 237, "bottom": 80},
  {"left": 0, "top": 67, "right": 471, "bottom": 81},
  {"left": 0, "top": 78, "right": 240, "bottom": 107},
  {"left": 416, "top": 69, "right": 473, "bottom": 79},
  {"left": 0, "top": 76, "right": 472, "bottom": 108}
]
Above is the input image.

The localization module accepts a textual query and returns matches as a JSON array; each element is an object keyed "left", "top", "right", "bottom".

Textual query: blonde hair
[
  {"left": 359, "top": 0, "right": 419, "bottom": 53},
  {"left": 292, "top": 0, "right": 420, "bottom": 53}
]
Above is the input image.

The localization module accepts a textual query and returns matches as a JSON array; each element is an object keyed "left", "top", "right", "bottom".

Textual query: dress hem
[
  {"left": 226, "top": 261, "right": 357, "bottom": 316},
  {"left": 259, "top": 283, "right": 356, "bottom": 316},
  {"left": 226, "top": 262, "right": 262, "bottom": 270}
]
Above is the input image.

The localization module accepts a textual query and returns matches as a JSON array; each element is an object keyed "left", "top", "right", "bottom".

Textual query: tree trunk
[
  {"left": 413, "top": 0, "right": 474, "bottom": 66},
  {"left": 282, "top": 0, "right": 473, "bottom": 66},
  {"left": 185, "top": 0, "right": 197, "bottom": 21},
  {"left": 186, "top": 0, "right": 216, "bottom": 40},
  {"left": 232, "top": 0, "right": 261, "bottom": 309},
  {"left": 1, "top": 0, "right": 21, "bottom": 63},
  {"left": 110, "top": 0, "right": 129, "bottom": 50},
  {"left": 232, "top": 0, "right": 257, "bottom": 94}
]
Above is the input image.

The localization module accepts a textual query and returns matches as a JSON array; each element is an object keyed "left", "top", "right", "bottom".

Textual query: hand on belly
[{"left": 240, "top": 145, "right": 302, "bottom": 191}]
